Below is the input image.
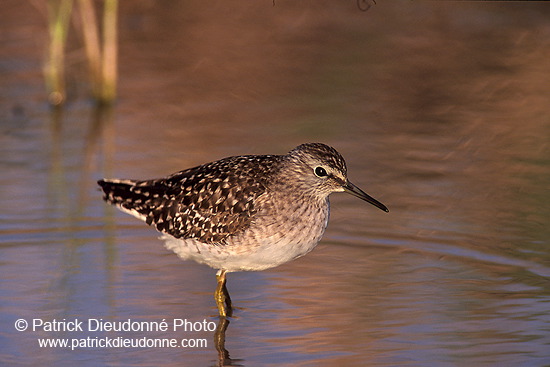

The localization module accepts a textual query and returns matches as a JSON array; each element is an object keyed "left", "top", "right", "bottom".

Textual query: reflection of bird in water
[
  {"left": 98, "top": 143, "right": 388, "bottom": 317},
  {"left": 214, "top": 317, "right": 234, "bottom": 366}
]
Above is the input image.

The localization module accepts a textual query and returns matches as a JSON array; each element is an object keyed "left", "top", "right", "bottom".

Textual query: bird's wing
[{"left": 98, "top": 156, "right": 276, "bottom": 244}]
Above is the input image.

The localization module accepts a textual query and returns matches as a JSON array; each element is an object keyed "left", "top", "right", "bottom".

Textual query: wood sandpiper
[{"left": 98, "top": 143, "right": 388, "bottom": 317}]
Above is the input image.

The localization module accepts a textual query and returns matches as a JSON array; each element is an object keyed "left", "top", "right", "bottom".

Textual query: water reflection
[{"left": 213, "top": 317, "right": 243, "bottom": 367}]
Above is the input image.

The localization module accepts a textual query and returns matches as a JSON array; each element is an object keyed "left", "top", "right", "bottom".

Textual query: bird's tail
[
  {"left": 97, "top": 178, "right": 173, "bottom": 225},
  {"left": 97, "top": 179, "right": 139, "bottom": 207}
]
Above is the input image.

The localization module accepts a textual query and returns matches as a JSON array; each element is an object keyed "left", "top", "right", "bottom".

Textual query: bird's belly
[{"left": 161, "top": 202, "right": 329, "bottom": 272}]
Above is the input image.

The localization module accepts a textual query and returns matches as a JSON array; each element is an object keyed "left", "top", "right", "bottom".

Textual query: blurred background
[{"left": 1, "top": 1, "right": 549, "bottom": 366}]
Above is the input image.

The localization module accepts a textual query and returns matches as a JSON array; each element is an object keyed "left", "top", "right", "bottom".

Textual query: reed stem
[
  {"left": 100, "top": 0, "right": 118, "bottom": 104},
  {"left": 44, "top": 0, "right": 118, "bottom": 105},
  {"left": 77, "top": 0, "right": 102, "bottom": 99},
  {"left": 45, "top": 0, "right": 73, "bottom": 106}
]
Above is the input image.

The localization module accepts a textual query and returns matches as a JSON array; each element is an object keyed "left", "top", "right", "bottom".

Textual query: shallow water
[{"left": 1, "top": 1, "right": 549, "bottom": 366}]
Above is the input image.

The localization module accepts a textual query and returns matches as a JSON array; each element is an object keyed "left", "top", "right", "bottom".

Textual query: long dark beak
[{"left": 343, "top": 180, "right": 389, "bottom": 212}]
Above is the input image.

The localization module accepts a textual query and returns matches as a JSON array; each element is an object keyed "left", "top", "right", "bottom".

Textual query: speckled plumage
[{"left": 98, "top": 143, "right": 388, "bottom": 274}]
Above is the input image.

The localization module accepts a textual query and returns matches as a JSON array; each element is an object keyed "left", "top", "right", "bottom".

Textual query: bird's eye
[{"left": 314, "top": 166, "right": 328, "bottom": 178}]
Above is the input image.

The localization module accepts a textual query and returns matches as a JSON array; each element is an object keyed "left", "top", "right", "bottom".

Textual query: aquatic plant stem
[
  {"left": 77, "top": 0, "right": 102, "bottom": 99},
  {"left": 100, "top": 0, "right": 118, "bottom": 104},
  {"left": 45, "top": 0, "right": 73, "bottom": 106}
]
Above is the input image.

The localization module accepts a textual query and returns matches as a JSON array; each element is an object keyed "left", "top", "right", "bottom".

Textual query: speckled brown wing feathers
[{"left": 98, "top": 155, "right": 280, "bottom": 244}]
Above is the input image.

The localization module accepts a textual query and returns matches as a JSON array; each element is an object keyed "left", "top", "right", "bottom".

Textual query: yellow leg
[{"left": 215, "top": 270, "right": 232, "bottom": 317}]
